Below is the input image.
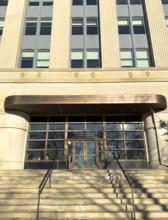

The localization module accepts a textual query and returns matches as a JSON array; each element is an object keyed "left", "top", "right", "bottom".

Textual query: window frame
[{"left": 120, "top": 49, "right": 134, "bottom": 67}]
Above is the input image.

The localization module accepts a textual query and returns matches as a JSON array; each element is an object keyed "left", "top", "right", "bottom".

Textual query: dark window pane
[
  {"left": 72, "top": 27, "right": 83, "bottom": 35},
  {"left": 87, "top": 60, "right": 100, "bottom": 68},
  {"left": 68, "top": 124, "right": 85, "bottom": 130},
  {"left": 29, "top": 132, "right": 46, "bottom": 139},
  {"left": 43, "top": 1, "right": 53, "bottom": 5},
  {"left": 27, "top": 151, "right": 44, "bottom": 160},
  {"left": 130, "top": 0, "right": 141, "bottom": 4},
  {"left": 105, "top": 116, "right": 123, "bottom": 122},
  {"left": 46, "top": 150, "right": 65, "bottom": 160},
  {"left": 49, "top": 116, "right": 66, "bottom": 122},
  {"left": 48, "top": 132, "right": 65, "bottom": 139},
  {"left": 40, "top": 26, "right": 51, "bottom": 35},
  {"left": 124, "top": 123, "right": 142, "bottom": 130},
  {"left": 87, "top": 0, "right": 97, "bottom": 5},
  {"left": 126, "top": 140, "right": 144, "bottom": 149},
  {"left": 0, "top": 0, "right": 8, "bottom": 6},
  {"left": 125, "top": 131, "right": 143, "bottom": 139},
  {"left": 133, "top": 26, "right": 145, "bottom": 34},
  {"left": 30, "top": 124, "right": 47, "bottom": 130},
  {"left": 119, "top": 26, "right": 130, "bottom": 34},
  {"left": 127, "top": 150, "right": 145, "bottom": 160},
  {"left": 25, "top": 26, "right": 37, "bottom": 35},
  {"left": 86, "top": 123, "right": 103, "bottom": 130},
  {"left": 47, "top": 141, "right": 64, "bottom": 149},
  {"left": 68, "top": 116, "right": 85, "bottom": 122},
  {"left": 21, "top": 59, "right": 33, "bottom": 68},
  {"left": 30, "top": 117, "right": 48, "bottom": 122},
  {"left": 87, "top": 27, "right": 98, "bottom": 35},
  {"left": 0, "top": 30, "right": 3, "bottom": 35},
  {"left": 86, "top": 116, "right": 103, "bottom": 122},
  {"left": 71, "top": 60, "right": 83, "bottom": 68},
  {"left": 106, "top": 132, "right": 124, "bottom": 139},
  {"left": 106, "top": 123, "right": 122, "bottom": 130},
  {"left": 123, "top": 116, "right": 141, "bottom": 122},
  {"left": 162, "top": 0, "right": 168, "bottom": 4},
  {"left": 29, "top": 2, "right": 39, "bottom": 6},
  {"left": 107, "top": 150, "right": 125, "bottom": 160},
  {"left": 49, "top": 124, "right": 65, "bottom": 130},
  {"left": 107, "top": 141, "right": 124, "bottom": 150},
  {"left": 28, "top": 141, "right": 45, "bottom": 149},
  {"left": 73, "top": 0, "right": 83, "bottom": 5},
  {"left": 117, "top": 0, "right": 127, "bottom": 4}
]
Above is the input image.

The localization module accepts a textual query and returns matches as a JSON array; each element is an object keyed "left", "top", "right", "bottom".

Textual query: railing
[
  {"left": 112, "top": 153, "right": 136, "bottom": 220},
  {"left": 36, "top": 158, "right": 57, "bottom": 220}
]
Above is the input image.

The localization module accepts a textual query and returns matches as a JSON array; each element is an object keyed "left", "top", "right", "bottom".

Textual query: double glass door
[{"left": 73, "top": 141, "right": 98, "bottom": 168}]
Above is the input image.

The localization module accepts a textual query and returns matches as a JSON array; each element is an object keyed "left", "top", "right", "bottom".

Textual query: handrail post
[
  {"left": 49, "top": 173, "right": 51, "bottom": 189},
  {"left": 36, "top": 188, "right": 41, "bottom": 220}
]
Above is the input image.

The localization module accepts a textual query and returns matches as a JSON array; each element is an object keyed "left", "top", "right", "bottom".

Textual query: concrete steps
[{"left": 0, "top": 169, "right": 168, "bottom": 219}]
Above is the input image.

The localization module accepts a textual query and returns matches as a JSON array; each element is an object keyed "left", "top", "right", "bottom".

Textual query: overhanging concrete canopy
[{"left": 4, "top": 95, "right": 167, "bottom": 114}]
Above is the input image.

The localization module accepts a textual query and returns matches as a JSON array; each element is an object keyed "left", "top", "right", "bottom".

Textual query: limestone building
[{"left": 0, "top": 0, "right": 168, "bottom": 170}]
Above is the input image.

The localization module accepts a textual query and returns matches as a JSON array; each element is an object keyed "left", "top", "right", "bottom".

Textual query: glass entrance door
[{"left": 73, "top": 141, "right": 98, "bottom": 168}]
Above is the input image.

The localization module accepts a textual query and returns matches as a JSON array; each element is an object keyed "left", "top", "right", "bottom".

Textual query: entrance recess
[{"left": 73, "top": 141, "right": 98, "bottom": 168}]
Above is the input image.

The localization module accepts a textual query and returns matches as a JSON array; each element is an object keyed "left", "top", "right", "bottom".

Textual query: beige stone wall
[
  {"left": 0, "top": 0, "right": 26, "bottom": 68},
  {"left": 0, "top": 112, "right": 29, "bottom": 170},
  {"left": 145, "top": 0, "right": 168, "bottom": 67},
  {"left": 50, "top": 0, "right": 71, "bottom": 68},
  {"left": 99, "top": 0, "right": 121, "bottom": 68}
]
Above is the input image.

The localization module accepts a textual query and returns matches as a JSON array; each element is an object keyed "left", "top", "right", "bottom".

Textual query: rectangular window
[
  {"left": 0, "top": 0, "right": 8, "bottom": 6},
  {"left": 37, "top": 51, "right": 50, "bottom": 68},
  {"left": 162, "top": 0, "right": 168, "bottom": 4},
  {"left": 40, "top": 18, "right": 52, "bottom": 35},
  {"left": 87, "top": 50, "right": 100, "bottom": 68},
  {"left": 25, "top": 19, "right": 37, "bottom": 35},
  {"left": 118, "top": 18, "right": 130, "bottom": 34},
  {"left": 73, "top": 0, "right": 83, "bottom": 5},
  {"left": 136, "top": 50, "right": 150, "bottom": 67},
  {"left": 29, "top": 0, "right": 39, "bottom": 5},
  {"left": 117, "top": 0, "right": 127, "bottom": 5},
  {"left": 130, "top": 0, "right": 141, "bottom": 4},
  {"left": 21, "top": 51, "right": 34, "bottom": 68},
  {"left": 87, "top": 0, "right": 97, "bottom": 5},
  {"left": 0, "top": 19, "right": 4, "bottom": 36},
  {"left": 43, "top": 0, "right": 53, "bottom": 6},
  {"left": 72, "top": 19, "right": 83, "bottom": 35},
  {"left": 71, "top": 50, "right": 83, "bottom": 68},
  {"left": 87, "top": 18, "right": 98, "bottom": 35},
  {"left": 132, "top": 18, "right": 145, "bottom": 34},
  {"left": 120, "top": 50, "right": 134, "bottom": 67}
]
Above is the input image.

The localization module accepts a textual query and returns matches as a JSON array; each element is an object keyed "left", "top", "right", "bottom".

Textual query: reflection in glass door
[
  {"left": 73, "top": 141, "right": 98, "bottom": 168},
  {"left": 87, "top": 142, "right": 97, "bottom": 166},
  {"left": 75, "top": 142, "right": 84, "bottom": 167}
]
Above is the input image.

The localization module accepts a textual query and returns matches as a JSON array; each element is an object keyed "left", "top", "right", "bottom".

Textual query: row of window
[
  {"left": 21, "top": 51, "right": 50, "bottom": 68},
  {"left": 72, "top": 18, "right": 98, "bottom": 35},
  {"left": 117, "top": 0, "right": 142, "bottom": 4},
  {"left": 73, "top": 0, "right": 97, "bottom": 5},
  {"left": 120, "top": 49, "right": 150, "bottom": 67},
  {"left": 118, "top": 17, "right": 145, "bottom": 35},
  {"left": 25, "top": 18, "right": 52, "bottom": 35},
  {"left": 29, "top": 0, "right": 53, "bottom": 6}
]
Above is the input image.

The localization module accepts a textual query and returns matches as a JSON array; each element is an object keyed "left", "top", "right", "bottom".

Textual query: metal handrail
[
  {"left": 36, "top": 158, "right": 57, "bottom": 220},
  {"left": 112, "top": 153, "right": 136, "bottom": 220}
]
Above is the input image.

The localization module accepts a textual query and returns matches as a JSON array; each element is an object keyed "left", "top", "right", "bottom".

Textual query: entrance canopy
[{"left": 4, "top": 94, "right": 167, "bottom": 114}]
